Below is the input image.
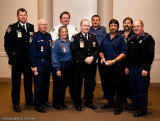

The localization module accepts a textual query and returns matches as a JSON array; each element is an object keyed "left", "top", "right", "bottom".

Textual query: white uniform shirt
[{"left": 50, "top": 24, "right": 78, "bottom": 41}]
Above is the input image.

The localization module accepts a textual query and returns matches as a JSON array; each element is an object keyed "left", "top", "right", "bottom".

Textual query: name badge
[
  {"left": 41, "top": 46, "right": 44, "bottom": 52},
  {"left": 80, "top": 40, "right": 84, "bottom": 48},
  {"left": 93, "top": 42, "right": 96, "bottom": 47},
  {"left": 17, "top": 31, "right": 22, "bottom": 38},
  {"left": 63, "top": 47, "right": 66, "bottom": 52}
]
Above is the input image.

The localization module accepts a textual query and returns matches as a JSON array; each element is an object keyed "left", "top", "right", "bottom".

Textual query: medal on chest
[
  {"left": 93, "top": 42, "right": 96, "bottom": 47},
  {"left": 80, "top": 40, "right": 84, "bottom": 48},
  {"left": 17, "top": 31, "right": 22, "bottom": 38}
]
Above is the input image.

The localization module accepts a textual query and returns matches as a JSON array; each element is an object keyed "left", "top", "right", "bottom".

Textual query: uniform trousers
[
  {"left": 101, "top": 63, "right": 123, "bottom": 106},
  {"left": 33, "top": 65, "right": 50, "bottom": 108},
  {"left": 52, "top": 62, "right": 71, "bottom": 106},
  {"left": 129, "top": 67, "right": 150, "bottom": 112},
  {"left": 72, "top": 62, "right": 96, "bottom": 106},
  {"left": 11, "top": 64, "right": 33, "bottom": 106}
]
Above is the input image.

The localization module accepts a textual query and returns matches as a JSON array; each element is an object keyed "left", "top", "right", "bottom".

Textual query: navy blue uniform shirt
[
  {"left": 29, "top": 31, "right": 52, "bottom": 67},
  {"left": 119, "top": 29, "right": 134, "bottom": 42},
  {"left": 52, "top": 38, "right": 72, "bottom": 71},
  {"left": 90, "top": 26, "right": 107, "bottom": 45},
  {"left": 100, "top": 33, "right": 127, "bottom": 60}
]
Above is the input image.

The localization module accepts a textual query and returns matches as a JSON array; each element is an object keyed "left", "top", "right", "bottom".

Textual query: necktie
[
  {"left": 23, "top": 25, "right": 26, "bottom": 32},
  {"left": 85, "top": 34, "right": 87, "bottom": 40}
]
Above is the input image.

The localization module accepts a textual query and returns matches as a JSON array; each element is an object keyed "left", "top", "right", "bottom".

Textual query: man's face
[
  {"left": 80, "top": 20, "right": 90, "bottom": 34},
  {"left": 38, "top": 19, "right": 47, "bottom": 33},
  {"left": 92, "top": 17, "right": 100, "bottom": 28},
  {"left": 123, "top": 19, "right": 132, "bottom": 31},
  {"left": 60, "top": 14, "right": 70, "bottom": 26},
  {"left": 133, "top": 20, "right": 144, "bottom": 37},
  {"left": 17, "top": 11, "right": 28, "bottom": 24},
  {"left": 109, "top": 23, "right": 118, "bottom": 34}
]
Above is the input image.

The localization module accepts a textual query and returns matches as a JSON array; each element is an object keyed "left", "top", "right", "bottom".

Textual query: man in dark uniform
[
  {"left": 4, "top": 8, "right": 34, "bottom": 112},
  {"left": 125, "top": 20, "right": 155, "bottom": 117},
  {"left": 71, "top": 19, "right": 99, "bottom": 111},
  {"left": 29, "top": 19, "right": 52, "bottom": 113},
  {"left": 119, "top": 17, "right": 134, "bottom": 103},
  {"left": 99, "top": 19, "right": 127, "bottom": 115}
]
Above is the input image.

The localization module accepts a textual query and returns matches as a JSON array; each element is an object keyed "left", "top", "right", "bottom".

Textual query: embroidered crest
[
  {"left": 139, "top": 40, "right": 142, "bottom": 43},
  {"left": 7, "top": 27, "right": 11, "bottom": 33}
]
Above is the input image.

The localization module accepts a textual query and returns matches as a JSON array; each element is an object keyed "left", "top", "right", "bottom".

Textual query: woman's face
[{"left": 59, "top": 28, "right": 68, "bottom": 40}]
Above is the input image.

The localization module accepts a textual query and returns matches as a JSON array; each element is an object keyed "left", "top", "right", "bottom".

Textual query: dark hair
[
  {"left": 17, "top": 8, "right": 27, "bottom": 15},
  {"left": 109, "top": 19, "right": 119, "bottom": 28},
  {"left": 59, "top": 11, "right": 70, "bottom": 19},
  {"left": 91, "top": 15, "right": 100, "bottom": 21},
  {"left": 123, "top": 17, "right": 133, "bottom": 24}
]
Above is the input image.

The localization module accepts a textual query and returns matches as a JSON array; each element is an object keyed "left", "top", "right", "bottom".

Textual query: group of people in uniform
[{"left": 4, "top": 8, "right": 155, "bottom": 117}]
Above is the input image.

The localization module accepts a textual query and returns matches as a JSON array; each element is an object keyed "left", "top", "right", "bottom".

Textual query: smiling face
[
  {"left": 59, "top": 27, "right": 68, "bottom": 40},
  {"left": 60, "top": 14, "right": 70, "bottom": 26},
  {"left": 80, "top": 20, "right": 90, "bottom": 34},
  {"left": 17, "top": 11, "right": 28, "bottom": 24},
  {"left": 133, "top": 20, "right": 144, "bottom": 38},
  {"left": 38, "top": 19, "right": 48, "bottom": 34},
  {"left": 123, "top": 19, "right": 132, "bottom": 31}
]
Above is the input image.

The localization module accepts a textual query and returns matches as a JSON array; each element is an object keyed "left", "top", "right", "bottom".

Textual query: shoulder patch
[
  {"left": 7, "top": 27, "right": 11, "bottom": 33},
  {"left": 51, "top": 28, "right": 55, "bottom": 32}
]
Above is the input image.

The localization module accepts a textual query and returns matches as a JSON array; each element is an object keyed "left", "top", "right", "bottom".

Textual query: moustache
[{"left": 124, "top": 25, "right": 129, "bottom": 28}]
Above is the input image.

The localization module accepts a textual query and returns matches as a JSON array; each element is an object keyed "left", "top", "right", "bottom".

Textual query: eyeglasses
[{"left": 40, "top": 24, "right": 47, "bottom": 26}]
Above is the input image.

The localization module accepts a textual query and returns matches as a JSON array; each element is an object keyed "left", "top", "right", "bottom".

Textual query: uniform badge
[
  {"left": 7, "top": 27, "right": 11, "bottom": 33},
  {"left": 29, "top": 37, "right": 32, "bottom": 43},
  {"left": 29, "top": 32, "right": 33, "bottom": 36},
  {"left": 41, "top": 46, "right": 44, "bottom": 52},
  {"left": 139, "top": 40, "right": 142, "bottom": 43},
  {"left": 17, "top": 31, "right": 22, "bottom": 38},
  {"left": 80, "top": 40, "right": 84, "bottom": 48},
  {"left": 63, "top": 47, "right": 66, "bottom": 52},
  {"left": 93, "top": 42, "right": 96, "bottom": 47}
]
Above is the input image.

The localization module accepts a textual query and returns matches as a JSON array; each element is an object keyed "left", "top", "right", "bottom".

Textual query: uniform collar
[
  {"left": 58, "top": 37, "right": 70, "bottom": 43},
  {"left": 90, "top": 25, "right": 101, "bottom": 30},
  {"left": 133, "top": 31, "right": 145, "bottom": 39}
]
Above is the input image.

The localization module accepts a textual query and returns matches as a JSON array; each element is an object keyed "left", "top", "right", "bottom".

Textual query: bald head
[
  {"left": 38, "top": 19, "right": 48, "bottom": 34},
  {"left": 133, "top": 20, "right": 144, "bottom": 38}
]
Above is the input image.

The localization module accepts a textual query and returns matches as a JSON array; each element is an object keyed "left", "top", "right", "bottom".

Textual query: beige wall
[
  {"left": 52, "top": 0, "right": 97, "bottom": 32},
  {"left": 113, "top": 0, "right": 160, "bottom": 83},
  {"left": 0, "top": 0, "right": 38, "bottom": 78}
]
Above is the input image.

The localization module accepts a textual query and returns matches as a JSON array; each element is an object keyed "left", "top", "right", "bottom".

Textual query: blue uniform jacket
[
  {"left": 52, "top": 38, "right": 72, "bottom": 71},
  {"left": 90, "top": 26, "right": 107, "bottom": 45},
  {"left": 100, "top": 33, "right": 127, "bottom": 60},
  {"left": 29, "top": 31, "right": 52, "bottom": 67}
]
